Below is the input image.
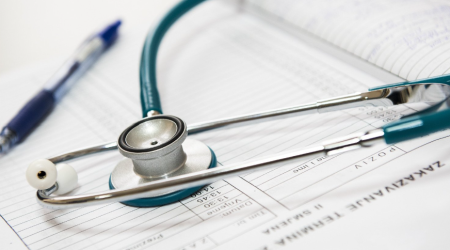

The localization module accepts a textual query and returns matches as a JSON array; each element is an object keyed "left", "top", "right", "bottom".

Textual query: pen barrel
[
  {"left": 7, "top": 90, "right": 55, "bottom": 142},
  {"left": 45, "top": 38, "right": 104, "bottom": 102}
]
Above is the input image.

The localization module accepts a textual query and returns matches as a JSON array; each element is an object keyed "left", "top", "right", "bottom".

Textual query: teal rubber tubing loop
[
  {"left": 140, "top": 0, "right": 207, "bottom": 117},
  {"left": 369, "top": 73, "right": 450, "bottom": 91},
  {"left": 109, "top": 147, "right": 217, "bottom": 207},
  {"left": 383, "top": 108, "right": 450, "bottom": 144}
]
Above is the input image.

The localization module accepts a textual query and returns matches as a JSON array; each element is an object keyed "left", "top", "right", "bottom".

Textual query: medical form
[{"left": 1, "top": 0, "right": 450, "bottom": 249}]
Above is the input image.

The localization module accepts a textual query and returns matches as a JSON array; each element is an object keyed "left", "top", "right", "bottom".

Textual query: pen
[{"left": 0, "top": 20, "right": 122, "bottom": 153}]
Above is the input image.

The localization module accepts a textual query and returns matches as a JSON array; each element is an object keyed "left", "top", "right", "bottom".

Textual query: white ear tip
[
  {"left": 53, "top": 164, "right": 78, "bottom": 195},
  {"left": 26, "top": 159, "right": 57, "bottom": 190}
]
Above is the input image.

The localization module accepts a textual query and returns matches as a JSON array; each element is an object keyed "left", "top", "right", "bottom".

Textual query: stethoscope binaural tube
[
  {"left": 30, "top": 81, "right": 450, "bottom": 209},
  {"left": 26, "top": 0, "right": 450, "bottom": 209}
]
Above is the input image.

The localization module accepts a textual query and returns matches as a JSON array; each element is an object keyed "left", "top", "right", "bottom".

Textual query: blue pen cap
[{"left": 98, "top": 20, "right": 122, "bottom": 46}]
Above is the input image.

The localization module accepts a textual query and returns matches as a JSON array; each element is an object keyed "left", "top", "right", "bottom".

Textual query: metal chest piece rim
[{"left": 109, "top": 115, "right": 216, "bottom": 207}]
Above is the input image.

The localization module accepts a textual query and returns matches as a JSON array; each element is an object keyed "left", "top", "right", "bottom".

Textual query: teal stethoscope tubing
[
  {"left": 140, "top": 0, "right": 207, "bottom": 116},
  {"left": 139, "top": 0, "right": 450, "bottom": 145}
]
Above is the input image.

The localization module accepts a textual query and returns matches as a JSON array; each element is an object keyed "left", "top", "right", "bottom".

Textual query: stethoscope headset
[{"left": 25, "top": 0, "right": 450, "bottom": 209}]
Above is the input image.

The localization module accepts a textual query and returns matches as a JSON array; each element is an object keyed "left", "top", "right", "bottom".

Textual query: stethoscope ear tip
[
  {"left": 26, "top": 159, "right": 78, "bottom": 195},
  {"left": 27, "top": 159, "right": 57, "bottom": 190},
  {"left": 53, "top": 163, "right": 78, "bottom": 195}
]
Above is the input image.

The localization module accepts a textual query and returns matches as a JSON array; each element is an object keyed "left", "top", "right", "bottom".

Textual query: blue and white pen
[{"left": 0, "top": 20, "right": 122, "bottom": 153}]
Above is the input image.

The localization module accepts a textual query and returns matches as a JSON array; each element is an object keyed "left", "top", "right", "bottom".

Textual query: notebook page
[
  {"left": 246, "top": 0, "right": 450, "bottom": 81},
  {"left": 0, "top": 1, "right": 449, "bottom": 250}
]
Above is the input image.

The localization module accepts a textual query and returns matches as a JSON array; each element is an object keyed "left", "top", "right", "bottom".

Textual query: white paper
[{"left": 248, "top": 0, "right": 450, "bottom": 81}]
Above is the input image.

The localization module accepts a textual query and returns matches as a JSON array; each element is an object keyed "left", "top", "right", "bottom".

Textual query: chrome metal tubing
[
  {"left": 48, "top": 142, "right": 117, "bottom": 164},
  {"left": 45, "top": 90, "right": 391, "bottom": 163},
  {"left": 37, "top": 129, "right": 384, "bottom": 209},
  {"left": 43, "top": 90, "right": 389, "bottom": 164},
  {"left": 187, "top": 90, "right": 389, "bottom": 133},
  {"left": 188, "top": 83, "right": 450, "bottom": 133}
]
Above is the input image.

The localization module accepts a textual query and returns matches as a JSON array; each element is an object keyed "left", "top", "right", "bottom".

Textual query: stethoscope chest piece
[{"left": 110, "top": 115, "right": 216, "bottom": 207}]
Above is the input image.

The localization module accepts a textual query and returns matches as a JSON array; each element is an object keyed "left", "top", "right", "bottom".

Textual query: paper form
[
  {"left": 1, "top": 1, "right": 450, "bottom": 250},
  {"left": 248, "top": 0, "right": 450, "bottom": 81}
]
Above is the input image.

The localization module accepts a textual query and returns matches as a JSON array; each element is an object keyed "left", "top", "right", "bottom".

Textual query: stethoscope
[{"left": 26, "top": 0, "right": 450, "bottom": 209}]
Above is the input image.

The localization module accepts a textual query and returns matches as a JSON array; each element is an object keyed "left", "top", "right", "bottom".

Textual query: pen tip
[{"left": 99, "top": 19, "right": 122, "bottom": 45}]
